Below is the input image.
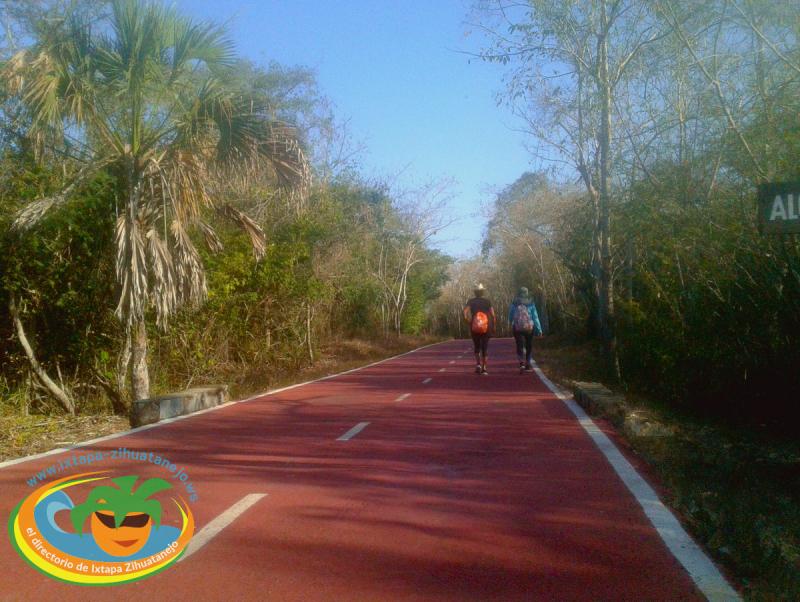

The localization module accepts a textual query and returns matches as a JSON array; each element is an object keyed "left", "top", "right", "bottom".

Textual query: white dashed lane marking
[
  {"left": 337, "top": 422, "right": 370, "bottom": 441},
  {"left": 178, "top": 494, "right": 267, "bottom": 563}
]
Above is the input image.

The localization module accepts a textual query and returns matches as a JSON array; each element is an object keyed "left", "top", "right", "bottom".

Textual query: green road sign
[{"left": 758, "top": 182, "right": 800, "bottom": 234}]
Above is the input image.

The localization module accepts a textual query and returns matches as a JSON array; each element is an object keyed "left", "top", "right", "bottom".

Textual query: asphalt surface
[{"left": 0, "top": 339, "right": 715, "bottom": 600}]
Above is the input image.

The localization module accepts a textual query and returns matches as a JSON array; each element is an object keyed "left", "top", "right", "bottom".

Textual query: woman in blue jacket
[{"left": 508, "top": 287, "right": 543, "bottom": 372}]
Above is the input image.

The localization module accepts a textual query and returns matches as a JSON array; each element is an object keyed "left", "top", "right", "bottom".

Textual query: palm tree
[{"left": 3, "top": 0, "right": 310, "bottom": 401}]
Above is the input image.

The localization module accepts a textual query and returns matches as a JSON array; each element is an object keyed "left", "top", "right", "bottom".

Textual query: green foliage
[
  {"left": 70, "top": 475, "right": 172, "bottom": 533},
  {"left": 0, "top": 1, "right": 450, "bottom": 413},
  {"left": 144, "top": 179, "right": 451, "bottom": 392},
  {"left": 613, "top": 167, "right": 800, "bottom": 422},
  {"left": 402, "top": 251, "right": 450, "bottom": 335},
  {"left": 0, "top": 154, "right": 118, "bottom": 400},
  {"left": 473, "top": 0, "right": 800, "bottom": 428}
]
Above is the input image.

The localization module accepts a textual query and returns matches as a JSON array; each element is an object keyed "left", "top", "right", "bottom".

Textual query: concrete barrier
[
  {"left": 130, "top": 385, "right": 229, "bottom": 427},
  {"left": 573, "top": 381, "right": 626, "bottom": 426},
  {"left": 572, "top": 381, "right": 674, "bottom": 439}
]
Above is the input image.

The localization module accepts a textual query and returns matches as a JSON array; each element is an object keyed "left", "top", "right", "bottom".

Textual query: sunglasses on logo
[{"left": 94, "top": 512, "right": 150, "bottom": 529}]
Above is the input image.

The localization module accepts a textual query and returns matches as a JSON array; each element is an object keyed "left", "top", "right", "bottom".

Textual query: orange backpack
[{"left": 471, "top": 311, "right": 489, "bottom": 334}]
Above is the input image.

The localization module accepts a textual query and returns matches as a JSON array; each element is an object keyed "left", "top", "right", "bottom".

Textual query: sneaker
[
  {"left": 481, "top": 367, "right": 489, "bottom": 375},
  {"left": 525, "top": 364, "right": 534, "bottom": 371},
  {"left": 475, "top": 365, "right": 482, "bottom": 374}
]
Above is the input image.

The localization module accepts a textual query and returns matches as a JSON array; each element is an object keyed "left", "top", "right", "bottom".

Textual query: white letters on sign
[{"left": 769, "top": 194, "right": 799, "bottom": 221}]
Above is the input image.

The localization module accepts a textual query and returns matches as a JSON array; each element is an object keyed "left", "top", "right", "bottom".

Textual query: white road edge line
[
  {"left": 178, "top": 493, "right": 267, "bottom": 563},
  {"left": 337, "top": 422, "right": 369, "bottom": 441},
  {"left": 531, "top": 362, "right": 740, "bottom": 602},
  {"left": 394, "top": 393, "right": 411, "bottom": 402},
  {"left": 422, "top": 377, "right": 432, "bottom": 384},
  {"left": 0, "top": 341, "right": 446, "bottom": 469}
]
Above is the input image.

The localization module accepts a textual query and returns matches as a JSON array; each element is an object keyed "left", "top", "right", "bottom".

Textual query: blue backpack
[{"left": 513, "top": 303, "right": 533, "bottom": 333}]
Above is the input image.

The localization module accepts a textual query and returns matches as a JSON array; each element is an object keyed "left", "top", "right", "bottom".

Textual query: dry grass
[{"left": 0, "top": 414, "right": 130, "bottom": 463}]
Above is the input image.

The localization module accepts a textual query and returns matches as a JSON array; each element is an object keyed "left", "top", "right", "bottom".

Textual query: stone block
[
  {"left": 573, "top": 381, "right": 626, "bottom": 425},
  {"left": 130, "top": 385, "right": 228, "bottom": 427}
]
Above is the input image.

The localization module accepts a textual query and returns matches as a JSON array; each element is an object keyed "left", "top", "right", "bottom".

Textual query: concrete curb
[
  {"left": 571, "top": 381, "right": 675, "bottom": 439},
  {"left": 129, "top": 385, "right": 228, "bottom": 427}
]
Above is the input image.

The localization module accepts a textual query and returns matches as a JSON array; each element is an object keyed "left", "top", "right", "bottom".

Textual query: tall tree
[
  {"left": 3, "top": 0, "right": 309, "bottom": 401},
  {"left": 371, "top": 180, "right": 455, "bottom": 336},
  {"left": 474, "top": 0, "right": 670, "bottom": 377},
  {"left": 483, "top": 172, "right": 580, "bottom": 334}
]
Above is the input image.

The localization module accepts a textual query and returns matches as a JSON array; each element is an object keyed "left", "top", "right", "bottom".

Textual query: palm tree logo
[{"left": 70, "top": 475, "right": 172, "bottom": 557}]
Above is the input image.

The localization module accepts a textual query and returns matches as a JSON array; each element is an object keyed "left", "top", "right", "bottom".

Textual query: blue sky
[{"left": 174, "top": 0, "right": 533, "bottom": 258}]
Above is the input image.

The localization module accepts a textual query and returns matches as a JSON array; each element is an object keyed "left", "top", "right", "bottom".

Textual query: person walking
[
  {"left": 463, "top": 283, "right": 496, "bottom": 375},
  {"left": 508, "top": 286, "right": 543, "bottom": 373}
]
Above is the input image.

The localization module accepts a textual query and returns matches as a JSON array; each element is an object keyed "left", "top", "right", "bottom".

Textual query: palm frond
[
  {"left": 115, "top": 215, "right": 148, "bottom": 327},
  {"left": 158, "top": 150, "right": 212, "bottom": 221},
  {"left": 12, "top": 191, "right": 69, "bottom": 230},
  {"left": 260, "top": 122, "right": 312, "bottom": 194},
  {"left": 197, "top": 220, "right": 224, "bottom": 253},
  {"left": 169, "top": 16, "right": 236, "bottom": 77},
  {"left": 170, "top": 219, "right": 207, "bottom": 307},
  {"left": 1, "top": 50, "right": 28, "bottom": 96},
  {"left": 145, "top": 228, "right": 176, "bottom": 329},
  {"left": 219, "top": 204, "right": 266, "bottom": 260},
  {"left": 201, "top": 91, "right": 312, "bottom": 197}
]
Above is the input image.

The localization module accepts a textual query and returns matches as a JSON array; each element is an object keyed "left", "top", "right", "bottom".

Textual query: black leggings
[
  {"left": 513, "top": 330, "right": 534, "bottom": 364},
  {"left": 471, "top": 333, "right": 490, "bottom": 357}
]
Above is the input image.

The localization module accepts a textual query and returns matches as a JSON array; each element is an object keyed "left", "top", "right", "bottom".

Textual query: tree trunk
[
  {"left": 598, "top": 7, "right": 621, "bottom": 380},
  {"left": 306, "top": 302, "right": 314, "bottom": 363},
  {"left": 93, "top": 366, "right": 128, "bottom": 415},
  {"left": 394, "top": 297, "right": 402, "bottom": 336},
  {"left": 625, "top": 239, "right": 634, "bottom": 303},
  {"left": 116, "top": 328, "right": 131, "bottom": 402},
  {"left": 130, "top": 318, "right": 150, "bottom": 401},
  {"left": 536, "top": 246, "right": 550, "bottom": 334},
  {"left": 10, "top": 296, "right": 75, "bottom": 414}
]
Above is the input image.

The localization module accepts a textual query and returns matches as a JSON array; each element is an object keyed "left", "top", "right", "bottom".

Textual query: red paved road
[{"left": 1, "top": 339, "right": 707, "bottom": 600}]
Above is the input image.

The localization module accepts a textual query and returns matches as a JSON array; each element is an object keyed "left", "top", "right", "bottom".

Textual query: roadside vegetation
[{"left": 0, "top": 1, "right": 450, "bottom": 424}]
